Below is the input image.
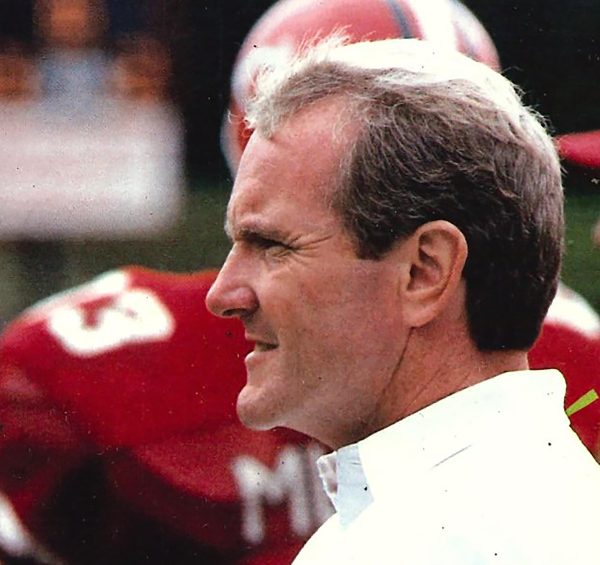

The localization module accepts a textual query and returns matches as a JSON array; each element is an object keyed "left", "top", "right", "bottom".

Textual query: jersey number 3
[{"left": 46, "top": 287, "right": 175, "bottom": 357}]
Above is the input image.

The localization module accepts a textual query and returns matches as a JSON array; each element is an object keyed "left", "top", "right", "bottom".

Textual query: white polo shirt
[{"left": 293, "top": 370, "right": 600, "bottom": 564}]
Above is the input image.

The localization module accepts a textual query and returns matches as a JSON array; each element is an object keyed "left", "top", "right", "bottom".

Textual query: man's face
[{"left": 206, "top": 101, "right": 409, "bottom": 447}]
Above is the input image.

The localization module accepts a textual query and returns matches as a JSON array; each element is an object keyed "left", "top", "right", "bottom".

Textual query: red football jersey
[
  {"left": 0, "top": 267, "right": 332, "bottom": 564},
  {"left": 529, "top": 285, "right": 600, "bottom": 458}
]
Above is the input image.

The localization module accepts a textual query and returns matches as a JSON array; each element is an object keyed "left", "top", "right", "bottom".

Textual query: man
[
  {"left": 4, "top": 3, "right": 596, "bottom": 564},
  {"left": 0, "top": 267, "right": 331, "bottom": 564},
  {"left": 224, "top": 0, "right": 600, "bottom": 461},
  {"left": 207, "top": 38, "right": 600, "bottom": 563}
]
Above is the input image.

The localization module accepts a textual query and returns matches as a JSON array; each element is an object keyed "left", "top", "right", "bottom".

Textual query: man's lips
[
  {"left": 254, "top": 342, "right": 278, "bottom": 352},
  {"left": 245, "top": 334, "right": 278, "bottom": 352},
  {"left": 244, "top": 338, "right": 278, "bottom": 367}
]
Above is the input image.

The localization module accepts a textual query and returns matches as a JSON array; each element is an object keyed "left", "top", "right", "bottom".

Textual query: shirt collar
[
  {"left": 317, "top": 444, "right": 374, "bottom": 527},
  {"left": 317, "top": 369, "right": 567, "bottom": 527}
]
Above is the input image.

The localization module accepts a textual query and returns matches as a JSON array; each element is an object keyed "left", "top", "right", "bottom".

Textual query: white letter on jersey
[
  {"left": 233, "top": 446, "right": 314, "bottom": 545},
  {"left": 47, "top": 289, "right": 175, "bottom": 357}
]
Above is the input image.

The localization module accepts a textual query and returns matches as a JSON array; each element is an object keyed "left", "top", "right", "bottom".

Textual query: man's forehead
[
  {"left": 246, "top": 96, "right": 354, "bottom": 158},
  {"left": 225, "top": 168, "right": 332, "bottom": 240},
  {"left": 224, "top": 98, "right": 357, "bottom": 240},
  {"left": 225, "top": 157, "right": 294, "bottom": 240}
]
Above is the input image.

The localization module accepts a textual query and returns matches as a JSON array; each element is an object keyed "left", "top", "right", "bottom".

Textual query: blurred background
[{"left": 0, "top": 0, "right": 598, "bottom": 322}]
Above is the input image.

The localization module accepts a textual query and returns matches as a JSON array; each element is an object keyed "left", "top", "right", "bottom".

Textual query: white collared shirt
[{"left": 294, "top": 370, "right": 600, "bottom": 564}]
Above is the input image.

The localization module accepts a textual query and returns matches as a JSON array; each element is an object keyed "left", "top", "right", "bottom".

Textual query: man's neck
[{"left": 326, "top": 329, "right": 529, "bottom": 450}]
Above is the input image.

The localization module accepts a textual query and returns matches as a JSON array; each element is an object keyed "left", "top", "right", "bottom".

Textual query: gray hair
[{"left": 246, "top": 38, "right": 564, "bottom": 351}]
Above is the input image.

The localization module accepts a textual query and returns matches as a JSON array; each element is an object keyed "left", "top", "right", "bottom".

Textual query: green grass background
[{"left": 563, "top": 192, "right": 600, "bottom": 312}]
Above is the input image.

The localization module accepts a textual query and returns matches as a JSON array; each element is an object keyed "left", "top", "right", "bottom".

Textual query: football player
[
  {"left": 532, "top": 284, "right": 600, "bottom": 456},
  {"left": 540, "top": 129, "right": 600, "bottom": 454},
  {"left": 0, "top": 268, "right": 332, "bottom": 564}
]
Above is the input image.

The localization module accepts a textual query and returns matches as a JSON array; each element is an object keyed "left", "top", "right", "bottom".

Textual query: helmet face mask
[{"left": 222, "top": 0, "right": 501, "bottom": 173}]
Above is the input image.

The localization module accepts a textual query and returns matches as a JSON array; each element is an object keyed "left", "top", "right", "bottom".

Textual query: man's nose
[{"left": 205, "top": 253, "right": 258, "bottom": 319}]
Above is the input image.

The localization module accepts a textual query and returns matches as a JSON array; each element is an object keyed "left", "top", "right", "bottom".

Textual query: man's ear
[{"left": 397, "top": 220, "right": 468, "bottom": 328}]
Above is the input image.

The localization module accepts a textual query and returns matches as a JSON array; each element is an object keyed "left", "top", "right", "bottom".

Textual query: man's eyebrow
[{"left": 224, "top": 219, "right": 289, "bottom": 243}]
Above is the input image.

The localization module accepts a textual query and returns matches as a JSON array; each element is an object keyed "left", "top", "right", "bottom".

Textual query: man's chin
[{"left": 236, "top": 385, "right": 281, "bottom": 431}]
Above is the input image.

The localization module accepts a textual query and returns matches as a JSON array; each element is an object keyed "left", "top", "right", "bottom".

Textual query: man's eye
[
  {"left": 242, "top": 233, "right": 294, "bottom": 258},
  {"left": 257, "top": 238, "right": 292, "bottom": 256}
]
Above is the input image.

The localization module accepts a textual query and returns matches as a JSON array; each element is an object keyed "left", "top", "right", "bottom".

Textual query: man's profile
[{"left": 207, "top": 38, "right": 600, "bottom": 563}]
